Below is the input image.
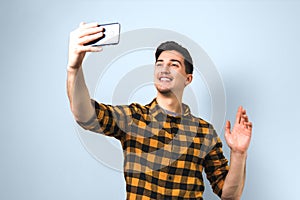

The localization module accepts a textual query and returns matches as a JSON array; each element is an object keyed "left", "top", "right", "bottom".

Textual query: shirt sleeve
[
  {"left": 76, "top": 99, "right": 132, "bottom": 140},
  {"left": 203, "top": 129, "right": 229, "bottom": 198}
]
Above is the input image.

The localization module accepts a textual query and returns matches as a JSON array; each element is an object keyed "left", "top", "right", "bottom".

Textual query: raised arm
[
  {"left": 221, "top": 106, "right": 253, "bottom": 200},
  {"left": 66, "top": 22, "right": 104, "bottom": 122}
]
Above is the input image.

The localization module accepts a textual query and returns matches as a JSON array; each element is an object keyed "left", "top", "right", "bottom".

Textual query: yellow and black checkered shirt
[{"left": 77, "top": 98, "right": 229, "bottom": 199}]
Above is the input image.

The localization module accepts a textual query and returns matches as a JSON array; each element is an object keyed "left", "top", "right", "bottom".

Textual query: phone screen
[{"left": 85, "top": 22, "right": 120, "bottom": 46}]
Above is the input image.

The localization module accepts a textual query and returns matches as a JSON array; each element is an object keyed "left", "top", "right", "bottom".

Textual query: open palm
[{"left": 225, "top": 106, "right": 253, "bottom": 154}]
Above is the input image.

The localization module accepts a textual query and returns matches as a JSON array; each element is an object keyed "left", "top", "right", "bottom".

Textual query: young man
[{"left": 67, "top": 22, "right": 252, "bottom": 200}]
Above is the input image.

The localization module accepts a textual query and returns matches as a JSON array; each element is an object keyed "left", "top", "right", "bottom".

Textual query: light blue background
[{"left": 1, "top": 0, "right": 299, "bottom": 199}]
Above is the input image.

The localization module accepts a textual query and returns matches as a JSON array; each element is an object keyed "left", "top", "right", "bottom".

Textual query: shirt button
[{"left": 168, "top": 176, "right": 172, "bottom": 180}]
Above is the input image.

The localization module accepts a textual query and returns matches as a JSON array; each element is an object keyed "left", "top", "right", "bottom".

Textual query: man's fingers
[
  {"left": 70, "top": 22, "right": 105, "bottom": 49},
  {"left": 83, "top": 46, "right": 103, "bottom": 52},
  {"left": 79, "top": 21, "right": 98, "bottom": 29},
  {"left": 240, "top": 114, "right": 248, "bottom": 125},
  {"left": 242, "top": 114, "right": 248, "bottom": 122},
  {"left": 78, "top": 26, "right": 104, "bottom": 38},
  {"left": 67, "top": 22, "right": 103, "bottom": 69},
  {"left": 244, "top": 122, "right": 252, "bottom": 126},
  {"left": 78, "top": 32, "right": 104, "bottom": 45},
  {"left": 76, "top": 45, "right": 103, "bottom": 53},
  {"left": 245, "top": 122, "right": 253, "bottom": 129},
  {"left": 235, "top": 106, "right": 243, "bottom": 124},
  {"left": 225, "top": 120, "right": 231, "bottom": 134}
]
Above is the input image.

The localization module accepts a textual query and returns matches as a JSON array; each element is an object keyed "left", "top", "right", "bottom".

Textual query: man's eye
[
  {"left": 156, "top": 63, "right": 162, "bottom": 67},
  {"left": 171, "top": 63, "right": 179, "bottom": 67}
]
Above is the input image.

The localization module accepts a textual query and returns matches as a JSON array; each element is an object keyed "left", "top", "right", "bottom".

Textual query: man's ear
[{"left": 185, "top": 74, "right": 193, "bottom": 86}]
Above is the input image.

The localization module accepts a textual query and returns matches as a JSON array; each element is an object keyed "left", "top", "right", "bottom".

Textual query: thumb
[
  {"left": 224, "top": 120, "right": 232, "bottom": 146},
  {"left": 225, "top": 120, "right": 231, "bottom": 135}
]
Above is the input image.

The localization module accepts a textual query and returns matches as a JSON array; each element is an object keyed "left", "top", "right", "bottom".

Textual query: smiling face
[{"left": 154, "top": 50, "right": 193, "bottom": 96}]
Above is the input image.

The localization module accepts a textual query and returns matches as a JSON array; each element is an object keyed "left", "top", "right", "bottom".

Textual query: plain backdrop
[{"left": 1, "top": 0, "right": 299, "bottom": 199}]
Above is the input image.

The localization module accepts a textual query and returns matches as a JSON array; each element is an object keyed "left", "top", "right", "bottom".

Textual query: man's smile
[{"left": 158, "top": 76, "right": 173, "bottom": 82}]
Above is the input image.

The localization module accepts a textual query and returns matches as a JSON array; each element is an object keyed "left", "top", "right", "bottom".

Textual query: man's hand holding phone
[
  {"left": 68, "top": 22, "right": 104, "bottom": 70},
  {"left": 67, "top": 22, "right": 120, "bottom": 71}
]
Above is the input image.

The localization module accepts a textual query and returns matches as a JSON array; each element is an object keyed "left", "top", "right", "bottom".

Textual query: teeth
[{"left": 160, "top": 77, "right": 171, "bottom": 81}]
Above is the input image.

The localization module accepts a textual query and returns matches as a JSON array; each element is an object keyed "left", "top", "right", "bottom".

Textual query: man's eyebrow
[
  {"left": 170, "top": 59, "right": 182, "bottom": 65},
  {"left": 156, "top": 59, "right": 182, "bottom": 65}
]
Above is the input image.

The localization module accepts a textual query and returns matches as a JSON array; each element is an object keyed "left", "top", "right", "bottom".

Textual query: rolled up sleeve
[{"left": 203, "top": 136, "right": 229, "bottom": 197}]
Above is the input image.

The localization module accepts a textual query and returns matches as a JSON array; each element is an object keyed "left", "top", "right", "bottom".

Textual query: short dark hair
[{"left": 155, "top": 41, "right": 193, "bottom": 74}]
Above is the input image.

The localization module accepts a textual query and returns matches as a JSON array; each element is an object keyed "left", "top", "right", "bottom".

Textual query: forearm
[
  {"left": 66, "top": 22, "right": 106, "bottom": 122},
  {"left": 221, "top": 152, "right": 247, "bottom": 200},
  {"left": 67, "top": 66, "right": 95, "bottom": 122}
]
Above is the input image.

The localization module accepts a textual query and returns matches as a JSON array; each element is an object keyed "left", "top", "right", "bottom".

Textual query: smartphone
[{"left": 84, "top": 22, "right": 121, "bottom": 46}]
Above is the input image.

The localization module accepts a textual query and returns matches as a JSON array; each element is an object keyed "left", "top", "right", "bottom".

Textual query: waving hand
[{"left": 225, "top": 106, "right": 253, "bottom": 154}]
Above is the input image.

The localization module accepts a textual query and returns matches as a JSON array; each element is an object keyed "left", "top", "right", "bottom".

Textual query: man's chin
[
  {"left": 158, "top": 90, "right": 172, "bottom": 95},
  {"left": 155, "top": 86, "right": 172, "bottom": 95},
  {"left": 155, "top": 83, "right": 178, "bottom": 95}
]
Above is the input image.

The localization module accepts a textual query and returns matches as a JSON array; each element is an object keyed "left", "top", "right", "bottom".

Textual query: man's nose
[{"left": 160, "top": 64, "right": 171, "bottom": 73}]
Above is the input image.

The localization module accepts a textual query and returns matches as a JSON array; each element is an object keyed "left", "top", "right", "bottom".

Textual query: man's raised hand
[
  {"left": 225, "top": 106, "right": 253, "bottom": 154},
  {"left": 67, "top": 22, "right": 104, "bottom": 70}
]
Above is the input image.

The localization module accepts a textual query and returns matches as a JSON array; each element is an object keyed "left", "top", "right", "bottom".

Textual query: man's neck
[{"left": 156, "top": 92, "right": 183, "bottom": 114}]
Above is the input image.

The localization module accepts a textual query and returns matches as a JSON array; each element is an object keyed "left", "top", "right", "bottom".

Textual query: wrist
[
  {"left": 231, "top": 150, "right": 248, "bottom": 159},
  {"left": 67, "top": 65, "right": 81, "bottom": 73}
]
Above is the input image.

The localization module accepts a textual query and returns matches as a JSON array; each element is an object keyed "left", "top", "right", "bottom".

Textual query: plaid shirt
[{"left": 77, "top": 98, "right": 229, "bottom": 199}]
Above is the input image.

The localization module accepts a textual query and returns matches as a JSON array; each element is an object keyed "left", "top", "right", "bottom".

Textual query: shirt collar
[{"left": 147, "top": 98, "right": 191, "bottom": 120}]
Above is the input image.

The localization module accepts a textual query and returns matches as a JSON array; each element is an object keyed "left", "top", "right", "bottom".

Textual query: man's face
[{"left": 154, "top": 50, "right": 192, "bottom": 96}]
